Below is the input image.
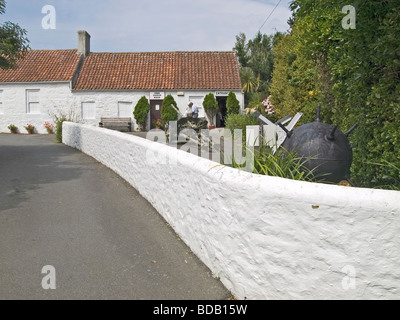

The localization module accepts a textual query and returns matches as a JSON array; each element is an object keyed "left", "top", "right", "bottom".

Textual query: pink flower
[
  {"left": 262, "top": 96, "right": 275, "bottom": 115},
  {"left": 44, "top": 122, "right": 54, "bottom": 129}
]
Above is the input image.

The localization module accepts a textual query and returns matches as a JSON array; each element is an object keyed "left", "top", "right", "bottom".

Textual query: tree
[
  {"left": 240, "top": 67, "right": 260, "bottom": 93},
  {"left": 269, "top": 29, "right": 324, "bottom": 124},
  {"left": 161, "top": 95, "right": 178, "bottom": 126},
  {"left": 234, "top": 32, "right": 277, "bottom": 94},
  {"left": 226, "top": 91, "right": 240, "bottom": 115},
  {"left": 269, "top": 0, "right": 400, "bottom": 189},
  {"left": 0, "top": 0, "right": 30, "bottom": 69},
  {"left": 203, "top": 93, "right": 218, "bottom": 126},
  {"left": 133, "top": 96, "right": 150, "bottom": 130},
  {"left": 234, "top": 33, "right": 250, "bottom": 68}
]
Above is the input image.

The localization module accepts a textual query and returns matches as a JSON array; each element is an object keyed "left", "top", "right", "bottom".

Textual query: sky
[{"left": 1, "top": 0, "right": 292, "bottom": 52}]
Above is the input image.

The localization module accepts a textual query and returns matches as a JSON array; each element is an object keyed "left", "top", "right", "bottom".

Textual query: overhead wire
[{"left": 256, "top": 0, "right": 283, "bottom": 35}]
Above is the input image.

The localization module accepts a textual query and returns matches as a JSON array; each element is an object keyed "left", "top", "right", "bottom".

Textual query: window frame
[
  {"left": 118, "top": 101, "right": 133, "bottom": 118},
  {"left": 26, "top": 89, "right": 41, "bottom": 114},
  {"left": 81, "top": 101, "right": 96, "bottom": 120}
]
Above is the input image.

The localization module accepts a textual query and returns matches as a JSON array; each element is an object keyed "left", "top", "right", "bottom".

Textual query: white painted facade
[
  {"left": 72, "top": 90, "right": 244, "bottom": 130},
  {"left": 0, "top": 82, "right": 73, "bottom": 134},
  {"left": 0, "top": 85, "right": 244, "bottom": 133},
  {"left": 1, "top": 30, "right": 243, "bottom": 133},
  {"left": 63, "top": 122, "right": 400, "bottom": 300}
]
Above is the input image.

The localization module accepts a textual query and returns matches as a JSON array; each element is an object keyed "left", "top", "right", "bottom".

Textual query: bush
[
  {"left": 161, "top": 95, "right": 178, "bottom": 126},
  {"left": 367, "top": 160, "right": 400, "bottom": 191},
  {"left": 52, "top": 109, "right": 77, "bottom": 143},
  {"left": 225, "top": 113, "right": 259, "bottom": 143},
  {"left": 203, "top": 93, "right": 218, "bottom": 125},
  {"left": 8, "top": 124, "right": 18, "bottom": 133},
  {"left": 226, "top": 91, "right": 240, "bottom": 115},
  {"left": 133, "top": 96, "right": 150, "bottom": 131},
  {"left": 54, "top": 114, "right": 68, "bottom": 143},
  {"left": 268, "top": 1, "right": 400, "bottom": 189}
]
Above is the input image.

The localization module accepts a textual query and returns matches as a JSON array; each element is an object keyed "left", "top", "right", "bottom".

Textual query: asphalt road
[{"left": 0, "top": 134, "right": 230, "bottom": 300}]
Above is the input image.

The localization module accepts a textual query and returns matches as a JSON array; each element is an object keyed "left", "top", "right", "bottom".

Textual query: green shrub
[
  {"left": 133, "top": 96, "right": 150, "bottom": 131},
  {"left": 161, "top": 95, "right": 178, "bottom": 126},
  {"left": 226, "top": 91, "right": 240, "bottom": 115},
  {"left": 268, "top": 1, "right": 400, "bottom": 189},
  {"left": 54, "top": 116, "right": 67, "bottom": 143},
  {"left": 8, "top": 124, "right": 18, "bottom": 132},
  {"left": 225, "top": 113, "right": 258, "bottom": 132},
  {"left": 52, "top": 109, "right": 77, "bottom": 143},
  {"left": 367, "top": 160, "right": 400, "bottom": 191},
  {"left": 203, "top": 93, "right": 218, "bottom": 125}
]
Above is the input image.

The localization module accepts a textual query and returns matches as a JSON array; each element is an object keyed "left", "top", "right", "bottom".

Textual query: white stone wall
[
  {"left": 70, "top": 91, "right": 145, "bottom": 130},
  {"left": 0, "top": 82, "right": 73, "bottom": 134},
  {"left": 0, "top": 85, "right": 243, "bottom": 133},
  {"left": 71, "top": 90, "right": 244, "bottom": 130},
  {"left": 63, "top": 122, "right": 400, "bottom": 300}
]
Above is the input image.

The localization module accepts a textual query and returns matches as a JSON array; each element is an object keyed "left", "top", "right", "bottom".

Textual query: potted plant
[
  {"left": 24, "top": 123, "right": 35, "bottom": 134},
  {"left": 203, "top": 93, "right": 218, "bottom": 129},
  {"left": 44, "top": 121, "right": 55, "bottom": 134},
  {"left": 152, "top": 119, "right": 163, "bottom": 129},
  {"left": 8, "top": 124, "right": 18, "bottom": 134}
]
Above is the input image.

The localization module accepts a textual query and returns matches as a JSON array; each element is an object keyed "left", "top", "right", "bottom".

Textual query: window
[
  {"left": 81, "top": 102, "right": 96, "bottom": 120},
  {"left": 0, "top": 90, "right": 3, "bottom": 114},
  {"left": 26, "top": 89, "right": 40, "bottom": 114},
  {"left": 118, "top": 102, "right": 133, "bottom": 118}
]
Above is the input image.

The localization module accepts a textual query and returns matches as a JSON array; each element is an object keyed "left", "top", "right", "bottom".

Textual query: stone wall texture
[
  {"left": 63, "top": 122, "right": 400, "bottom": 300},
  {"left": 0, "top": 83, "right": 73, "bottom": 134}
]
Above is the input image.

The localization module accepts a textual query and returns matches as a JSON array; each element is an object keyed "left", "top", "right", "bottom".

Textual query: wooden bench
[{"left": 99, "top": 117, "right": 132, "bottom": 132}]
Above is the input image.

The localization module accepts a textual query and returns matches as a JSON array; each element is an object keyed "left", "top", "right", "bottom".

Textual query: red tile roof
[
  {"left": 73, "top": 51, "right": 242, "bottom": 91},
  {"left": 0, "top": 50, "right": 242, "bottom": 91},
  {"left": 0, "top": 50, "right": 82, "bottom": 83}
]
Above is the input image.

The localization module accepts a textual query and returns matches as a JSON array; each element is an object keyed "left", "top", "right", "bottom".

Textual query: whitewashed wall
[
  {"left": 0, "top": 86, "right": 243, "bottom": 133},
  {"left": 71, "top": 91, "right": 145, "bottom": 130},
  {"left": 0, "top": 82, "right": 73, "bottom": 134},
  {"left": 63, "top": 122, "right": 400, "bottom": 300},
  {"left": 72, "top": 90, "right": 244, "bottom": 130}
]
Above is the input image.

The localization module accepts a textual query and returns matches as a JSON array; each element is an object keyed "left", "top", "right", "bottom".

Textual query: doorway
[
  {"left": 216, "top": 97, "right": 227, "bottom": 128},
  {"left": 150, "top": 100, "right": 163, "bottom": 129}
]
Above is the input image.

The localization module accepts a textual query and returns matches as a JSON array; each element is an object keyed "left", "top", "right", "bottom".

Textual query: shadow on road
[
  {"left": 0, "top": 133, "right": 231, "bottom": 300},
  {"left": 0, "top": 134, "right": 84, "bottom": 212}
]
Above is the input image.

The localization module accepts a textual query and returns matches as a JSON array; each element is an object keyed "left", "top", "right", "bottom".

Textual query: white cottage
[{"left": 0, "top": 31, "right": 243, "bottom": 133}]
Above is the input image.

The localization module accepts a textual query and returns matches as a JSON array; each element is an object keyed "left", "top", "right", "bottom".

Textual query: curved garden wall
[{"left": 63, "top": 122, "right": 400, "bottom": 300}]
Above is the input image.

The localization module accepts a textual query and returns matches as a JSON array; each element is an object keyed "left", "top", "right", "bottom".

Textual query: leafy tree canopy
[
  {"left": 0, "top": 0, "right": 30, "bottom": 69},
  {"left": 234, "top": 31, "right": 278, "bottom": 93}
]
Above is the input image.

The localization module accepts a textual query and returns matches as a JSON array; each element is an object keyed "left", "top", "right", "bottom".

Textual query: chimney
[{"left": 78, "top": 30, "right": 90, "bottom": 57}]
